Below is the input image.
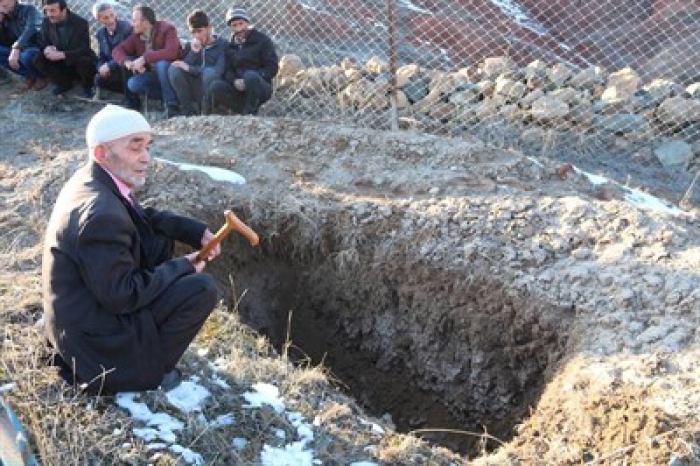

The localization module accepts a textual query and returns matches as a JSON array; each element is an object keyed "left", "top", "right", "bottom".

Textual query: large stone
[
  {"left": 657, "top": 97, "right": 700, "bottom": 125},
  {"left": 601, "top": 67, "right": 641, "bottom": 103},
  {"left": 396, "top": 64, "right": 422, "bottom": 88},
  {"left": 495, "top": 76, "right": 527, "bottom": 101},
  {"left": 278, "top": 54, "right": 304, "bottom": 79},
  {"left": 449, "top": 85, "right": 481, "bottom": 106},
  {"left": 654, "top": 140, "right": 693, "bottom": 169},
  {"left": 481, "top": 56, "right": 516, "bottom": 79},
  {"left": 569, "top": 66, "right": 605, "bottom": 90},
  {"left": 531, "top": 95, "right": 569, "bottom": 121},
  {"left": 594, "top": 113, "right": 646, "bottom": 134},
  {"left": 365, "top": 56, "right": 388, "bottom": 74},
  {"left": 549, "top": 87, "right": 584, "bottom": 105},
  {"left": 519, "top": 88, "right": 545, "bottom": 108},
  {"left": 403, "top": 77, "right": 430, "bottom": 103},
  {"left": 340, "top": 57, "right": 360, "bottom": 71},
  {"left": 686, "top": 82, "right": 700, "bottom": 98},
  {"left": 643, "top": 79, "right": 678, "bottom": 105},
  {"left": 548, "top": 63, "right": 573, "bottom": 86},
  {"left": 525, "top": 59, "right": 548, "bottom": 79}
]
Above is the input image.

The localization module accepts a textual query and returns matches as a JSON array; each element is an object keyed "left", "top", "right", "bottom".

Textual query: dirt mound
[{"left": 1, "top": 83, "right": 699, "bottom": 464}]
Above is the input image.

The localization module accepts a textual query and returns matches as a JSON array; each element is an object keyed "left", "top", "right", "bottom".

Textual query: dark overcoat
[{"left": 42, "top": 162, "right": 205, "bottom": 392}]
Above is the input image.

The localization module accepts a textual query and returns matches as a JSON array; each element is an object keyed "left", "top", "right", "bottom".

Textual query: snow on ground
[
  {"left": 242, "top": 382, "right": 286, "bottom": 413},
  {"left": 114, "top": 377, "right": 383, "bottom": 465},
  {"left": 0, "top": 383, "right": 16, "bottom": 393},
  {"left": 489, "top": 0, "right": 548, "bottom": 35},
  {"left": 398, "top": 0, "right": 434, "bottom": 15},
  {"left": 156, "top": 157, "right": 246, "bottom": 185},
  {"left": 575, "top": 166, "right": 689, "bottom": 216},
  {"left": 165, "top": 378, "right": 210, "bottom": 413}
]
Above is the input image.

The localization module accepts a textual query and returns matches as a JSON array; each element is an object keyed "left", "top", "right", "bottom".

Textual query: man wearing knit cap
[
  {"left": 43, "top": 105, "right": 220, "bottom": 394},
  {"left": 206, "top": 6, "right": 278, "bottom": 115}
]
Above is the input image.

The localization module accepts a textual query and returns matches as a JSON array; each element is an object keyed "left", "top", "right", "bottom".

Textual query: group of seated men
[{"left": 0, "top": 0, "right": 279, "bottom": 117}]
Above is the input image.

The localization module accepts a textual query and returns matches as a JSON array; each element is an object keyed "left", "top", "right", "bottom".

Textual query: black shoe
[
  {"left": 81, "top": 86, "right": 94, "bottom": 99},
  {"left": 159, "top": 368, "right": 182, "bottom": 391},
  {"left": 120, "top": 95, "right": 141, "bottom": 111},
  {"left": 50, "top": 83, "right": 70, "bottom": 96},
  {"left": 164, "top": 105, "right": 181, "bottom": 119}
]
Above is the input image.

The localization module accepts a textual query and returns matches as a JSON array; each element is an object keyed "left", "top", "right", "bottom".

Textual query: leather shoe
[
  {"left": 32, "top": 77, "right": 49, "bottom": 91},
  {"left": 19, "top": 77, "right": 35, "bottom": 91},
  {"left": 159, "top": 368, "right": 182, "bottom": 391}
]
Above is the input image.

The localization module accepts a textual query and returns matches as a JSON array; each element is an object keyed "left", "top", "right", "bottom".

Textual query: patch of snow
[
  {"left": 211, "top": 374, "right": 230, "bottom": 389},
  {"left": 0, "top": 382, "right": 16, "bottom": 393},
  {"left": 261, "top": 442, "right": 316, "bottom": 466},
  {"left": 398, "top": 0, "right": 434, "bottom": 15},
  {"left": 156, "top": 157, "right": 246, "bottom": 185},
  {"left": 211, "top": 413, "right": 236, "bottom": 427},
  {"left": 287, "top": 411, "right": 314, "bottom": 447},
  {"left": 166, "top": 380, "right": 210, "bottom": 413},
  {"left": 350, "top": 462, "right": 380, "bottom": 466},
  {"left": 489, "top": 0, "right": 548, "bottom": 36},
  {"left": 116, "top": 393, "right": 183, "bottom": 444},
  {"left": 575, "top": 166, "right": 688, "bottom": 215},
  {"left": 146, "top": 443, "right": 167, "bottom": 450},
  {"left": 526, "top": 156, "right": 544, "bottom": 168},
  {"left": 170, "top": 444, "right": 204, "bottom": 465},
  {"left": 232, "top": 437, "right": 248, "bottom": 450},
  {"left": 624, "top": 188, "right": 686, "bottom": 216},
  {"left": 242, "top": 383, "right": 286, "bottom": 413},
  {"left": 359, "top": 418, "right": 386, "bottom": 435}
]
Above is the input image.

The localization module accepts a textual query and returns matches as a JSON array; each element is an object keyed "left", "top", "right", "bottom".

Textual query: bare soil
[{"left": 1, "top": 79, "right": 699, "bottom": 465}]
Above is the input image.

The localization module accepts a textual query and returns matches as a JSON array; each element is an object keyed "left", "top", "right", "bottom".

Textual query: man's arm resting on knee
[{"left": 77, "top": 210, "right": 197, "bottom": 314}]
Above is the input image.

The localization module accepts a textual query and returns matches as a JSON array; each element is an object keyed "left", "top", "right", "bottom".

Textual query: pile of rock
[{"left": 275, "top": 54, "right": 700, "bottom": 172}]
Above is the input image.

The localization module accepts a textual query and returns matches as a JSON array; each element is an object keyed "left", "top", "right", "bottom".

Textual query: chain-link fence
[{"left": 26, "top": 0, "right": 700, "bottom": 171}]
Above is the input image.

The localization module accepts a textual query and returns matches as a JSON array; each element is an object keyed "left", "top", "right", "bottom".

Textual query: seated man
[
  {"left": 112, "top": 4, "right": 180, "bottom": 116},
  {"left": 33, "top": 0, "right": 96, "bottom": 97},
  {"left": 0, "top": 0, "right": 47, "bottom": 90},
  {"left": 207, "top": 7, "right": 278, "bottom": 115},
  {"left": 43, "top": 104, "right": 220, "bottom": 394},
  {"left": 168, "top": 9, "right": 226, "bottom": 116},
  {"left": 92, "top": 1, "right": 134, "bottom": 103}
]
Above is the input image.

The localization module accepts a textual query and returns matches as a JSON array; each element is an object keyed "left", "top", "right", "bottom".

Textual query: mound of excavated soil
[{"left": 1, "top": 82, "right": 699, "bottom": 464}]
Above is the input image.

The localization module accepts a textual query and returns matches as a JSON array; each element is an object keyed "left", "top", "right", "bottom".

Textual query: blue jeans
[
  {"left": 0, "top": 45, "right": 42, "bottom": 79},
  {"left": 126, "top": 60, "right": 178, "bottom": 107}
]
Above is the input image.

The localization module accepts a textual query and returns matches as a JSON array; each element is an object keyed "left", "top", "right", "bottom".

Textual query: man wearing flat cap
[
  {"left": 43, "top": 105, "right": 220, "bottom": 394},
  {"left": 207, "top": 6, "right": 278, "bottom": 115}
]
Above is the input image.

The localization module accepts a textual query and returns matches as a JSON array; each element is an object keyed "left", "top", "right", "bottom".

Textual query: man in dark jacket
[
  {"left": 113, "top": 4, "right": 180, "bottom": 116},
  {"left": 43, "top": 104, "right": 220, "bottom": 394},
  {"left": 168, "top": 9, "right": 226, "bottom": 116},
  {"left": 207, "top": 7, "right": 278, "bottom": 115},
  {"left": 92, "top": 2, "right": 133, "bottom": 101},
  {"left": 33, "top": 0, "right": 97, "bottom": 97},
  {"left": 0, "top": 0, "right": 47, "bottom": 90}
]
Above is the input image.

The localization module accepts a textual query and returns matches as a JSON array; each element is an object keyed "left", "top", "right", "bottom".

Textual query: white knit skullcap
[{"left": 85, "top": 104, "right": 151, "bottom": 148}]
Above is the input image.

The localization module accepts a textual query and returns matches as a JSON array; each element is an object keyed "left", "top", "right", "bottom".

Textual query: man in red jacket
[{"left": 112, "top": 4, "right": 180, "bottom": 117}]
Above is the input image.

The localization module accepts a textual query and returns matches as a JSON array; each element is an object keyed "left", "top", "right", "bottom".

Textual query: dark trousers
[
  {"left": 149, "top": 273, "right": 217, "bottom": 372},
  {"left": 96, "top": 65, "right": 140, "bottom": 106},
  {"left": 169, "top": 66, "right": 220, "bottom": 116},
  {"left": 34, "top": 54, "right": 96, "bottom": 89},
  {"left": 147, "top": 236, "right": 218, "bottom": 373},
  {"left": 96, "top": 65, "right": 128, "bottom": 93},
  {"left": 206, "top": 69, "right": 272, "bottom": 115}
]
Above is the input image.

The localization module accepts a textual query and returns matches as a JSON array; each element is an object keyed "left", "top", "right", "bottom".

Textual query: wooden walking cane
[{"left": 196, "top": 210, "right": 259, "bottom": 262}]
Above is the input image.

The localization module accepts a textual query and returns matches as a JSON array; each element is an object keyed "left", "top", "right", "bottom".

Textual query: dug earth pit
[{"left": 145, "top": 116, "right": 700, "bottom": 462}]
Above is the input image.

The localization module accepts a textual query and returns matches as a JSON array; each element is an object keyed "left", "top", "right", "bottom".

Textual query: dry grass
[{"left": 0, "top": 270, "right": 461, "bottom": 465}]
